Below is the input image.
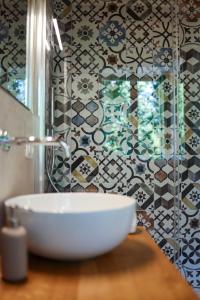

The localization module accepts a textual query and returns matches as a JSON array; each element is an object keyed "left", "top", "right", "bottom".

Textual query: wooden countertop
[{"left": 0, "top": 227, "right": 199, "bottom": 300}]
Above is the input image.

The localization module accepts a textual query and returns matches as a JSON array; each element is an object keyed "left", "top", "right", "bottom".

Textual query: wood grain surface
[{"left": 0, "top": 227, "right": 199, "bottom": 300}]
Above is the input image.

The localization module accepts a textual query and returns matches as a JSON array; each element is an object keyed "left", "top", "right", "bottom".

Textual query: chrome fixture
[{"left": 0, "top": 129, "right": 70, "bottom": 157}]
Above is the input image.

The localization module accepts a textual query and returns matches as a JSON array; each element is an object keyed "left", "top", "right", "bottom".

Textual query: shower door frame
[{"left": 26, "top": 0, "right": 47, "bottom": 192}]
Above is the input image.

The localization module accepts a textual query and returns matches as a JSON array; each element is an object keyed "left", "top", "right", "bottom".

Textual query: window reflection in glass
[{"left": 0, "top": 1, "right": 28, "bottom": 105}]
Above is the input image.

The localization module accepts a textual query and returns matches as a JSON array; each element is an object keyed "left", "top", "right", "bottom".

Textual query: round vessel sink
[{"left": 5, "top": 193, "right": 136, "bottom": 260}]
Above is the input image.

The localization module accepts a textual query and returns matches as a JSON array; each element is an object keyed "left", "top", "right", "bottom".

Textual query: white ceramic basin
[{"left": 5, "top": 193, "right": 136, "bottom": 260}]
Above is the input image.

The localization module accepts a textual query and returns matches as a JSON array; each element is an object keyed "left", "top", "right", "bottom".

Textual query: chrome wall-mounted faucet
[{"left": 0, "top": 129, "right": 70, "bottom": 157}]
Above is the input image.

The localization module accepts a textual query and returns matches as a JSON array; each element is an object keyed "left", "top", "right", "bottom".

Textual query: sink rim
[
  {"left": 5, "top": 192, "right": 136, "bottom": 215},
  {"left": 5, "top": 193, "right": 136, "bottom": 260}
]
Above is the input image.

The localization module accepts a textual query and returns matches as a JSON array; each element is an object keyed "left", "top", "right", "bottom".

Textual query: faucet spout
[
  {"left": 58, "top": 140, "right": 70, "bottom": 157},
  {"left": 0, "top": 129, "right": 70, "bottom": 157}
]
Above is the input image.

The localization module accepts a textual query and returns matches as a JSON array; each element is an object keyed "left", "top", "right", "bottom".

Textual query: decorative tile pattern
[
  {"left": 71, "top": 73, "right": 99, "bottom": 101},
  {"left": 156, "top": 73, "right": 177, "bottom": 129},
  {"left": 99, "top": 19, "right": 126, "bottom": 48},
  {"left": 154, "top": 157, "right": 179, "bottom": 210},
  {"left": 180, "top": 0, "right": 200, "bottom": 27},
  {"left": 48, "top": 148, "right": 71, "bottom": 192},
  {"left": 180, "top": 232, "right": 200, "bottom": 293},
  {"left": 54, "top": 3, "right": 72, "bottom": 46},
  {"left": 128, "top": 182, "right": 154, "bottom": 210},
  {"left": 71, "top": 46, "right": 104, "bottom": 73},
  {"left": 53, "top": 0, "right": 72, "bottom": 19},
  {"left": 71, "top": 182, "right": 99, "bottom": 192},
  {"left": 127, "top": 156, "right": 154, "bottom": 186},
  {"left": 180, "top": 127, "right": 200, "bottom": 155},
  {"left": 181, "top": 71, "right": 200, "bottom": 103},
  {"left": 72, "top": 16, "right": 99, "bottom": 48},
  {"left": 71, "top": 100, "right": 103, "bottom": 131},
  {"left": 127, "top": 156, "right": 154, "bottom": 210},
  {"left": 126, "top": 46, "right": 153, "bottom": 76},
  {"left": 180, "top": 45, "right": 200, "bottom": 74},
  {"left": 126, "top": 19, "right": 153, "bottom": 49},
  {"left": 180, "top": 209, "right": 200, "bottom": 238},
  {"left": 71, "top": 154, "right": 98, "bottom": 184},
  {"left": 181, "top": 26, "right": 200, "bottom": 45},
  {"left": 53, "top": 46, "right": 72, "bottom": 75},
  {"left": 150, "top": 226, "right": 180, "bottom": 262},
  {"left": 54, "top": 94, "right": 71, "bottom": 130},
  {"left": 0, "top": 0, "right": 27, "bottom": 103},
  {"left": 153, "top": 48, "right": 174, "bottom": 73},
  {"left": 52, "top": 74, "right": 71, "bottom": 97},
  {"left": 48, "top": 0, "right": 200, "bottom": 294},
  {"left": 181, "top": 156, "right": 200, "bottom": 183},
  {"left": 182, "top": 266, "right": 200, "bottom": 294},
  {"left": 136, "top": 210, "right": 154, "bottom": 229},
  {"left": 153, "top": 21, "right": 173, "bottom": 48},
  {"left": 152, "top": 0, "right": 173, "bottom": 22},
  {"left": 97, "top": 151, "right": 128, "bottom": 193},
  {"left": 185, "top": 102, "right": 200, "bottom": 129},
  {"left": 154, "top": 207, "right": 175, "bottom": 236},
  {"left": 72, "top": 0, "right": 105, "bottom": 22},
  {"left": 127, "top": 0, "right": 152, "bottom": 21}
]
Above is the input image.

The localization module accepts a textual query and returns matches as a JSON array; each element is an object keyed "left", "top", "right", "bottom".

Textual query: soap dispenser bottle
[{"left": 1, "top": 216, "right": 28, "bottom": 282}]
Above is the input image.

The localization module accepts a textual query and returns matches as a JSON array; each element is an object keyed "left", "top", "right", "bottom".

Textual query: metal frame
[{"left": 26, "top": 0, "right": 47, "bottom": 192}]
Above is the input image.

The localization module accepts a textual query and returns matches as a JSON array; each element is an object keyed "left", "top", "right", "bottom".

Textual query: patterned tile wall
[
  {"left": 48, "top": 0, "right": 200, "bottom": 294},
  {"left": 178, "top": 1, "right": 200, "bottom": 294},
  {"left": 0, "top": 0, "right": 27, "bottom": 104}
]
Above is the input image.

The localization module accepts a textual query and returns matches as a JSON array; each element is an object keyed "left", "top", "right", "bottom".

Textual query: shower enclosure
[{"left": 45, "top": 0, "right": 200, "bottom": 294}]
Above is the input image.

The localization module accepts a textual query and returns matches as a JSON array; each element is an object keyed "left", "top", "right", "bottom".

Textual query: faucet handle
[
  {"left": 0, "top": 129, "right": 11, "bottom": 151},
  {"left": 0, "top": 129, "right": 8, "bottom": 137}
]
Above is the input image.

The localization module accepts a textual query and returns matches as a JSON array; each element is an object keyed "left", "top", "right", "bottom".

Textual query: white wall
[{"left": 0, "top": 87, "right": 35, "bottom": 227}]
